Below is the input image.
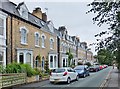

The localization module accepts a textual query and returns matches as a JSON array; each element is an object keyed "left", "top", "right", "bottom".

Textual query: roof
[{"left": 0, "top": 1, "right": 55, "bottom": 35}]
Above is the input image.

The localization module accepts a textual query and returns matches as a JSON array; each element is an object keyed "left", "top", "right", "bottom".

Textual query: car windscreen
[{"left": 52, "top": 69, "right": 65, "bottom": 73}]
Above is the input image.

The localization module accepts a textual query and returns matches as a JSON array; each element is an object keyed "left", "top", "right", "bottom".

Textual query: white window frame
[
  {"left": 34, "top": 32, "right": 40, "bottom": 47},
  {"left": 0, "top": 51, "right": 4, "bottom": 66},
  {"left": 0, "top": 13, "right": 7, "bottom": 38},
  {"left": 41, "top": 34, "right": 46, "bottom": 48},
  {"left": 20, "top": 27, "right": 29, "bottom": 45},
  {"left": 17, "top": 49, "right": 33, "bottom": 68},
  {"left": 26, "top": 52, "right": 31, "bottom": 65},
  {"left": 50, "top": 37, "right": 54, "bottom": 50}
]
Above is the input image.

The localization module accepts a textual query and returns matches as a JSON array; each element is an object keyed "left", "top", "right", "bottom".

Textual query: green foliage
[
  {"left": 66, "top": 52, "right": 73, "bottom": 67},
  {"left": 20, "top": 64, "right": 34, "bottom": 77},
  {"left": 0, "top": 65, "right": 5, "bottom": 73},
  {"left": 6, "top": 62, "right": 21, "bottom": 73},
  {"left": 87, "top": 1, "right": 120, "bottom": 68},
  {"left": 3, "top": 63, "right": 40, "bottom": 77},
  {"left": 96, "top": 49, "right": 113, "bottom": 65},
  {"left": 44, "top": 60, "right": 50, "bottom": 74}
]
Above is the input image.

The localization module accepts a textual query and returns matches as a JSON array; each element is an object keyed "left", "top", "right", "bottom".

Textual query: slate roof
[{"left": 0, "top": 0, "right": 55, "bottom": 35}]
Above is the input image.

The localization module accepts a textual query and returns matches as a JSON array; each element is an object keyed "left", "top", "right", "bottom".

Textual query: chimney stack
[
  {"left": 32, "top": 7, "right": 42, "bottom": 19},
  {"left": 42, "top": 13, "right": 47, "bottom": 22}
]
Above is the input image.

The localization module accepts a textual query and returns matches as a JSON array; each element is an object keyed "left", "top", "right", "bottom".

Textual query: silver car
[{"left": 49, "top": 67, "right": 79, "bottom": 84}]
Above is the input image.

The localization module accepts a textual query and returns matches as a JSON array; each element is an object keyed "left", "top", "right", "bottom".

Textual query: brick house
[{"left": 0, "top": 0, "right": 58, "bottom": 69}]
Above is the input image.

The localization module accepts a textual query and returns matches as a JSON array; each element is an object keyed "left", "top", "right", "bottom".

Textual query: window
[
  {"left": 0, "top": 18, "right": 4, "bottom": 36},
  {"left": 54, "top": 56, "right": 57, "bottom": 67},
  {"left": 50, "top": 38, "right": 54, "bottom": 49},
  {"left": 21, "top": 8, "right": 28, "bottom": 20},
  {"left": 35, "top": 33, "right": 40, "bottom": 46},
  {"left": 62, "top": 58, "right": 68, "bottom": 67},
  {"left": 41, "top": 57, "right": 44, "bottom": 70},
  {"left": 20, "top": 28, "right": 28, "bottom": 44},
  {"left": 0, "top": 51, "right": 4, "bottom": 66},
  {"left": 26, "top": 53, "right": 31, "bottom": 65},
  {"left": 35, "top": 57, "right": 39, "bottom": 68},
  {"left": 19, "top": 53, "right": 24, "bottom": 64},
  {"left": 50, "top": 56, "right": 53, "bottom": 68},
  {"left": 63, "top": 58, "right": 65, "bottom": 67},
  {"left": 42, "top": 36, "right": 45, "bottom": 48}
]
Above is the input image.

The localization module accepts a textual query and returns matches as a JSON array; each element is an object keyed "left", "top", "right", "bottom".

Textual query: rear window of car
[{"left": 52, "top": 69, "right": 65, "bottom": 73}]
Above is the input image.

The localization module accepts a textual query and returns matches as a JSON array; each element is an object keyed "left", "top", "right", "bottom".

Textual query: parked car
[
  {"left": 49, "top": 67, "right": 79, "bottom": 84},
  {"left": 74, "top": 65, "right": 90, "bottom": 78},
  {"left": 89, "top": 65, "right": 100, "bottom": 72},
  {"left": 103, "top": 65, "right": 108, "bottom": 68},
  {"left": 99, "top": 65, "right": 104, "bottom": 70}
]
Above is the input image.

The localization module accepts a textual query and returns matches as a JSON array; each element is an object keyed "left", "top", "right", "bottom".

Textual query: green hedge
[{"left": 0, "top": 63, "right": 41, "bottom": 77}]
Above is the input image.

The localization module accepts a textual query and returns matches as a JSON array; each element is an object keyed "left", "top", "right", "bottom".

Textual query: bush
[
  {"left": 0, "top": 65, "right": 5, "bottom": 73},
  {"left": 6, "top": 62, "right": 21, "bottom": 73},
  {"left": 2, "top": 62, "right": 43, "bottom": 77},
  {"left": 20, "top": 64, "right": 34, "bottom": 77}
]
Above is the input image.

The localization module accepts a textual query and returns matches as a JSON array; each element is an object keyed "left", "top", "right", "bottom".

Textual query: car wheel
[
  {"left": 88, "top": 73, "right": 90, "bottom": 76},
  {"left": 76, "top": 75, "right": 79, "bottom": 81},
  {"left": 50, "top": 81, "right": 54, "bottom": 84},
  {"left": 96, "top": 69, "right": 98, "bottom": 72},
  {"left": 67, "top": 78, "right": 71, "bottom": 84}
]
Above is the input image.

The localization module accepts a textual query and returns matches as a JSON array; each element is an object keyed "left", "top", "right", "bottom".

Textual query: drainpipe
[
  {"left": 6, "top": 17, "right": 8, "bottom": 65},
  {"left": 11, "top": 16, "right": 13, "bottom": 63}
]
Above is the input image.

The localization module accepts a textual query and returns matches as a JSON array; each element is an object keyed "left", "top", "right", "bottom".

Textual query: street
[{"left": 16, "top": 66, "right": 112, "bottom": 88}]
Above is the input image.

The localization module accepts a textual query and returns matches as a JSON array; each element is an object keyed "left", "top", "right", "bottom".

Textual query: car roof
[
  {"left": 75, "top": 65, "right": 88, "bottom": 67},
  {"left": 53, "top": 67, "right": 72, "bottom": 69}
]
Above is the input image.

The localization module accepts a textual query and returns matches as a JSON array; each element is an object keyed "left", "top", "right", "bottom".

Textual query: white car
[{"left": 49, "top": 67, "right": 79, "bottom": 84}]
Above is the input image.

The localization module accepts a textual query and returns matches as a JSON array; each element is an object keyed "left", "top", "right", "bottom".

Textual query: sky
[{"left": 9, "top": 0, "right": 109, "bottom": 55}]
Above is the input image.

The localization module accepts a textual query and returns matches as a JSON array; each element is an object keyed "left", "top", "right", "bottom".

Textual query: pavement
[{"left": 105, "top": 66, "right": 120, "bottom": 89}]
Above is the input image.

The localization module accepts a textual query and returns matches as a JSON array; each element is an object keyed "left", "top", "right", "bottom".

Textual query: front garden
[{"left": 0, "top": 62, "right": 50, "bottom": 88}]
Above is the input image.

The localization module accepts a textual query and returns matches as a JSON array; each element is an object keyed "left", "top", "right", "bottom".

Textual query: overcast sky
[{"left": 9, "top": 0, "right": 109, "bottom": 55}]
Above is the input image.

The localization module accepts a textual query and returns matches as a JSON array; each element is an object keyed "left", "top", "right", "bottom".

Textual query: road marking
[{"left": 99, "top": 67, "right": 112, "bottom": 89}]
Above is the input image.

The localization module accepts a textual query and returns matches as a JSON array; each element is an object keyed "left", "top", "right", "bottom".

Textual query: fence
[{"left": 0, "top": 73, "right": 26, "bottom": 88}]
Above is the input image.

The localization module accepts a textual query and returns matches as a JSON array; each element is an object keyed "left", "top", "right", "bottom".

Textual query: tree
[
  {"left": 96, "top": 49, "right": 113, "bottom": 65},
  {"left": 87, "top": 1, "right": 120, "bottom": 69},
  {"left": 66, "top": 52, "right": 73, "bottom": 67}
]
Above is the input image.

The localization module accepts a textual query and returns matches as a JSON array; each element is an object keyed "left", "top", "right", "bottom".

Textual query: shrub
[
  {"left": 20, "top": 64, "right": 34, "bottom": 77},
  {"left": 0, "top": 65, "right": 5, "bottom": 73},
  {"left": 6, "top": 62, "right": 21, "bottom": 73}
]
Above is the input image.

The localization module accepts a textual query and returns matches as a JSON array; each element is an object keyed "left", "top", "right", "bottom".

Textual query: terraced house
[
  {"left": 58, "top": 26, "right": 78, "bottom": 67},
  {"left": 0, "top": 0, "right": 58, "bottom": 69},
  {"left": 0, "top": 0, "right": 94, "bottom": 69}
]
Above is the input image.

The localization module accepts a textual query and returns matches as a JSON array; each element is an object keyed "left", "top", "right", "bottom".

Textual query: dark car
[
  {"left": 74, "top": 65, "right": 90, "bottom": 78},
  {"left": 89, "top": 65, "right": 100, "bottom": 72}
]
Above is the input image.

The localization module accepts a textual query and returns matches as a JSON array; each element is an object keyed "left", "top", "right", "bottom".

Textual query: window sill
[
  {"left": 35, "top": 45, "right": 40, "bottom": 48},
  {"left": 50, "top": 48, "right": 54, "bottom": 50},
  {"left": 21, "top": 43, "right": 28, "bottom": 45},
  {"left": 42, "top": 46, "right": 45, "bottom": 48}
]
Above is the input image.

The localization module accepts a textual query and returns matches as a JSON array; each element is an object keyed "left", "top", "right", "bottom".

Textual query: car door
[
  {"left": 67, "top": 68, "right": 74, "bottom": 80},
  {"left": 72, "top": 69, "right": 77, "bottom": 79}
]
